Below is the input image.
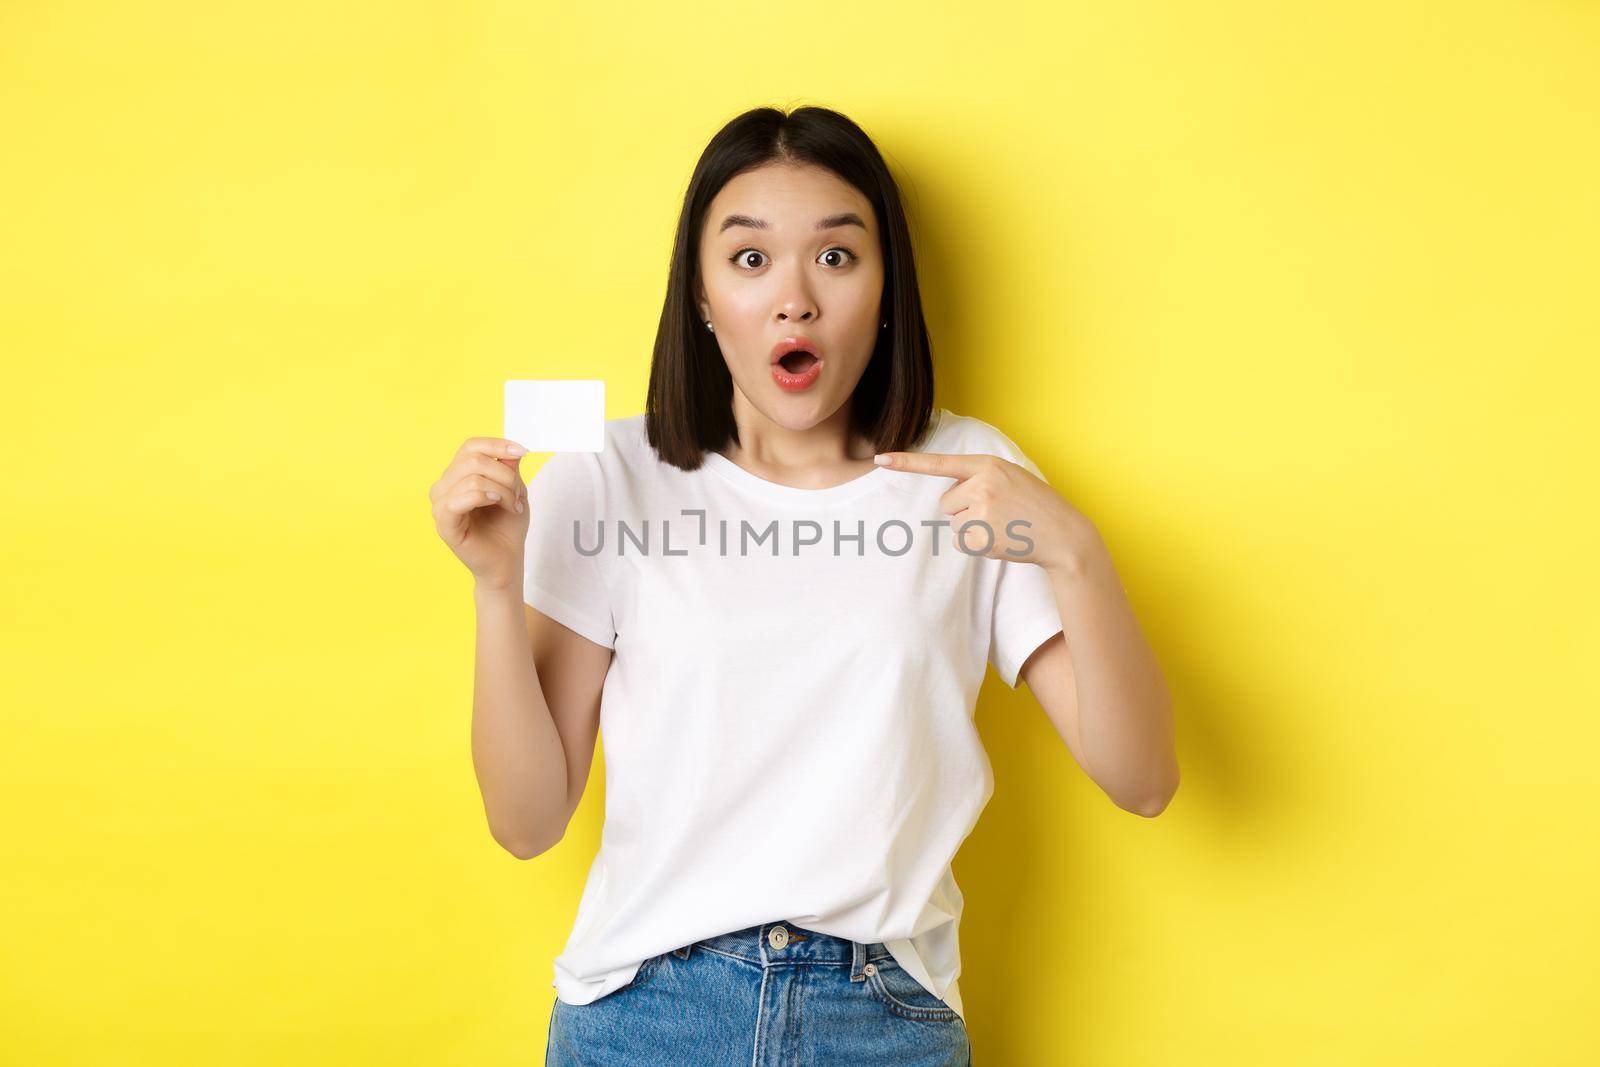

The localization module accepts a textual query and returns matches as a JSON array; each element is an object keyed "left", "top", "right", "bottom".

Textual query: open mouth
[
  {"left": 770, "top": 336, "right": 824, "bottom": 390},
  {"left": 777, "top": 351, "right": 819, "bottom": 373}
]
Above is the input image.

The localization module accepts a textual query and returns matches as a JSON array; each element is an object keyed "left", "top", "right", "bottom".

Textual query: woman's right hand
[{"left": 430, "top": 437, "right": 531, "bottom": 590}]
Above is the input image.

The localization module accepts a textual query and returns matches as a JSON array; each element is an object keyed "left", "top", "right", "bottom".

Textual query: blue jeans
[{"left": 545, "top": 921, "right": 972, "bottom": 1065}]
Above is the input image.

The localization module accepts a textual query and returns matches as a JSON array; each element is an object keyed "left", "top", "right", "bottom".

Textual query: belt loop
[
  {"left": 674, "top": 942, "right": 692, "bottom": 960},
  {"left": 850, "top": 938, "right": 866, "bottom": 982}
]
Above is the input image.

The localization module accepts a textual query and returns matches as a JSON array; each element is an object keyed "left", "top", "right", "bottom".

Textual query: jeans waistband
[{"left": 678, "top": 922, "right": 896, "bottom": 980}]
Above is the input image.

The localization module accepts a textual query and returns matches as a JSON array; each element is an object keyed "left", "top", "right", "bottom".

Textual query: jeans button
[{"left": 768, "top": 926, "right": 789, "bottom": 950}]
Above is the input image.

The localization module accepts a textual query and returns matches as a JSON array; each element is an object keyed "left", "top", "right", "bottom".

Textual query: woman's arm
[
  {"left": 470, "top": 580, "right": 611, "bottom": 858},
  {"left": 470, "top": 582, "right": 570, "bottom": 857},
  {"left": 1021, "top": 517, "right": 1179, "bottom": 817},
  {"left": 871, "top": 446, "right": 1179, "bottom": 817}
]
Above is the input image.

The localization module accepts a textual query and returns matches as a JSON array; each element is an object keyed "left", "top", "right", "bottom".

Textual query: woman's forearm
[
  {"left": 470, "top": 578, "right": 569, "bottom": 858},
  {"left": 1046, "top": 525, "right": 1179, "bottom": 814}
]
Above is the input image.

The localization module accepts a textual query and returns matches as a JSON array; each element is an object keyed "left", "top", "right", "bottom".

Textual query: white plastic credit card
[{"left": 503, "top": 379, "right": 606, "bottom": 453}]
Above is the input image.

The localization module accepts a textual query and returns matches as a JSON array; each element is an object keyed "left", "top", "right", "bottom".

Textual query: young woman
[{"left": 431, "top": 106, "right": 1178, "bottom": 1066}]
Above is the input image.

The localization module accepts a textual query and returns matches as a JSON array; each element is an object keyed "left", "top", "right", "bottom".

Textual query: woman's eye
[{"left": 729, "top": 247, "right": 857, "bottom": 270}]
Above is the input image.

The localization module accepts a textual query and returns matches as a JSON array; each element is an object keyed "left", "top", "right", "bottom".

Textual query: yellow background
[{"left": 3, "top": 2, "right": 1596, "bottom": 1063}]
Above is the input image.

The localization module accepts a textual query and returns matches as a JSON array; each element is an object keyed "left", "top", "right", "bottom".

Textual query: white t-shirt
[{"left": 521, "top": 407, "right": 1064, "bottom": 1022}]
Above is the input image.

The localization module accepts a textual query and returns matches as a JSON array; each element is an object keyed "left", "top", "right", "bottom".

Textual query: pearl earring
[{"left": 705, "top": 321, "right": 714, "bottom": 333}]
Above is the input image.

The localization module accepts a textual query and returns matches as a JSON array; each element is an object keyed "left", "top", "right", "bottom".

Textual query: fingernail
[
  {"left": 873, "top": 454, "right": 891, "bottom": 466},
  {"left": 508, "top": 443, "right": 526, "bottom": 456}
]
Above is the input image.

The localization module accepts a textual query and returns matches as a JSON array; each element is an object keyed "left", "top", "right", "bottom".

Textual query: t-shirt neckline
[{"left": 701, "top": 408, "right": 945, "bottom": 506}]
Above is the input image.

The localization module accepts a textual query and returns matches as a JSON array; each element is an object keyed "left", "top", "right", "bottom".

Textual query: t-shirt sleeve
[
  {"left": 522, "top": 451, "right": 616, "bottom": 650},
  {"left": 983, "top": 433, "right": 1065, "bottom": 689}
]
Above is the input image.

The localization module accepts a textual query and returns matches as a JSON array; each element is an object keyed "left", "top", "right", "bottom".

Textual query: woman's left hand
[{"left": 872, "top": 450, "right": 1102, "bottom": 575}]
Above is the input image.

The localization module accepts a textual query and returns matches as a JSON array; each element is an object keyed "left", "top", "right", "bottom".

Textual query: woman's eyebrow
[{"left": 717, "top": 212, "right": 866, "bottom": 234}]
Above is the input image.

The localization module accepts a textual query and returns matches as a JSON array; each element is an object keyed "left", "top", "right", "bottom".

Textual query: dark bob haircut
[{"left": 644, "top": 106, "right": 936, "bottom": 471}]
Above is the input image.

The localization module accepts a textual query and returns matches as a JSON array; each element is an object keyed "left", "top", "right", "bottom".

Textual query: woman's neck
[{"left": 721, "top": 396, "right": 875, "bottom": 488}]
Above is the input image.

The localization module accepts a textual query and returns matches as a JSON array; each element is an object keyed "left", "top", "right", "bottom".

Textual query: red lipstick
[{"left": 769, "top": 336, "right": 822, "bottom": 392}]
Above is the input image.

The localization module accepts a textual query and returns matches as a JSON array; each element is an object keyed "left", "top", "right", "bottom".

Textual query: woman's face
[{"left": 696, "top": 161, "right": 885, "bottom": 431}]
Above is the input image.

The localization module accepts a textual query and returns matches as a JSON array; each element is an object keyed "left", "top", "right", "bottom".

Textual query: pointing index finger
[{"left": 873, "top": 451, "right": 985, "bottom": 478}]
